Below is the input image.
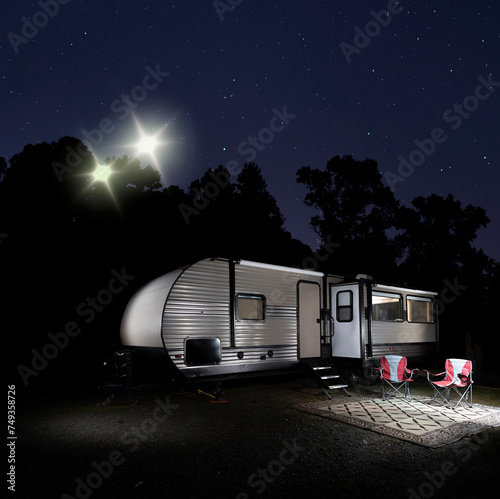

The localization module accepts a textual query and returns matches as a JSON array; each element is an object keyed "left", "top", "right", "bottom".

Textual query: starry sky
[{"left": 1, "top": 1, "right": 499, "bottom": 260}]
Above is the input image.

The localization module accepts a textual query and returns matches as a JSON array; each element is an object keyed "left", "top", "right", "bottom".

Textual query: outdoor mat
[{"left": 295, "top": 396, "right": 500, "bottom": 448}]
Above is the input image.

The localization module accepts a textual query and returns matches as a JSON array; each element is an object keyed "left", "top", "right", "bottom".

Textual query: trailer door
[
  {"left": 331, "top": 284, "right": 361, "bottom": 358},
  {"left": 298, "top": 281, "right": 321, "bottom": 358}
]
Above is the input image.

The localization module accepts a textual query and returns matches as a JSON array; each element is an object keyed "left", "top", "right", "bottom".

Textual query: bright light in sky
[
  {"left": 92, "top": 162, "right": 113, "bottom": 184},
  {"left": 130, "top": 118, "right": 169, "bottom": 170},
  {"left": 135, "top": 133, "right": 161, "bottom": 156}
]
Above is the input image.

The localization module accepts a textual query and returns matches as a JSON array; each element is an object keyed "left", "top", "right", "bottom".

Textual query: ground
[{"left": 14, "top": 374, "right": 500, "bottom": 499}]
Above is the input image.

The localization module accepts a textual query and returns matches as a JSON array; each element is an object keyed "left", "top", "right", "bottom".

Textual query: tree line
[{"left": 1, "top": 138, "right": 498, "bottom": 386}]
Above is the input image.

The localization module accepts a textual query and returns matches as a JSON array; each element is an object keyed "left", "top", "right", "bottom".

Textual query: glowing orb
[
  {"left": 131, "top": 119, "right": 168, "bottom": 169},
  {"left": 92, "top": 162, "right": 113, "bottom": 184},
  {"left": 135, "top": 132, "right": 162, "bottom": 157}
]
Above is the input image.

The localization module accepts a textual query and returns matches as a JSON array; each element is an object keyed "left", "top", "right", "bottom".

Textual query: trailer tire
[
  {"left": 363, "top": 366, "right": 379, "bottom": 385},
  {"left": 344, "top": 368, "right": 362, "bottom": 387}
]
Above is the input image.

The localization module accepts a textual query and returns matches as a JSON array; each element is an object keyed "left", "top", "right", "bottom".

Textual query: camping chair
[
  {"left": 423, "top": 359, "right": 473, "bottom": 409},
  {"left": 375, "top": 355, "right": 418, "bottom": 401}
]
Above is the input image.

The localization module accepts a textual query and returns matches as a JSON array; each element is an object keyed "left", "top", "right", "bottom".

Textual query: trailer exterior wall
[
  {"left": 161, "top": 258, "right": 324, "bottom": 378},
  {"left": 369, "top": 284, "right": 438, "bottom": 360},
  {"left": 121, "top": 271, "right": 181, "bottom": 348},
  {"left": 234, "top": 261, "right": 321, "bottom": 348},
  {"left": 162, "top": 259, "right": 232, "bottom": 374},
  {"left": 120, "top": 258, "right": 439, "bottom": 382}
]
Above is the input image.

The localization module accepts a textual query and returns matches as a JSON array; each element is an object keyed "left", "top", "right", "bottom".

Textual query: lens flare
[
  {"left": 130, "top": 117, "right": 169, "bottom": 170},
  {"left": 92, "top": 162, "right": 113, "bottom": 184}
]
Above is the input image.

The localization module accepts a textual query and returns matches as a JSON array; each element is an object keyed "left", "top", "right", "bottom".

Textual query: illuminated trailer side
[
  {"left": 120, "top": 258, "right": 439, "bottom": 384},
  {"left": 327, "top": 277, "right": 439, "bottom": 382},
  {"left": 120, "top": 257, "right": 324, "bottom": 380}
]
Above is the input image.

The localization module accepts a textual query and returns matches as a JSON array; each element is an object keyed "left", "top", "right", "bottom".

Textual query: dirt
[{"left": 13, "top": 374, "right": 500, "bottom": 499}]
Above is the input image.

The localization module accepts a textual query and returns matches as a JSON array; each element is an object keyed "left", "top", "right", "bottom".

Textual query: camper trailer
[{"left": 119, "top": 258, "right": 438, "bottom": 385}]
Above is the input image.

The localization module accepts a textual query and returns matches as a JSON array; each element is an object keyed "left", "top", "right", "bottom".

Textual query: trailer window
[
  {"left": 236, "top": 294, "right": 266, "bottom": 320},
  {"left": 407, "top": 296, "right": 434, "bottom": 323},
  {"left": 372, "top": 291, "right": 403, "bottom": 322},
  {"left": 336, "top": 290, "right": 353, "bottom": 322}
]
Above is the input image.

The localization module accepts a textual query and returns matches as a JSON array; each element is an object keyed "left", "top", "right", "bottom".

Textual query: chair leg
[
  {"left": 381, "top": 380, "right": 410, "bottom": 401},
  {"left": 427, "top": 383, "right": 453, "bottom": 408},
  {"left": 450, "top": 385, "right": 473, "bottom": 409}
]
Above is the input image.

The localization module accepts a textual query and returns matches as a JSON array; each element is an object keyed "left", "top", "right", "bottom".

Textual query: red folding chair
[
  {"left": 375, "top": 355, "right": 418, "bottom": 401},
  {"left": 423, "top": 359, "right": 473, "bottom": 409}
]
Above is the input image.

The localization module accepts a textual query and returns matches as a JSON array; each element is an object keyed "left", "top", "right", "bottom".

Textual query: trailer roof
[{"left": 373, "top": 283, "right": 438, "bottom": 296}]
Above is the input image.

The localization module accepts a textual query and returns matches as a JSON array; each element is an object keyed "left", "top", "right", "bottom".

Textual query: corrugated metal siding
[
  {"left": 371, "top": 342, "right": 438, "bottom": 358},
  {"left": 221, "top": 345, "right": 298, "bottom": 365},
  {"left": 372, "top": 321, "right": 436, "bottom": 344},
  {"left": 234, "top": 263, "right": 318, "bottom": 350},
  {"left": 162, "top": 259, "right": 231, "bottom": 370},
  {"left": 162, "top": 259, "right": 315, "bottom": 375}
]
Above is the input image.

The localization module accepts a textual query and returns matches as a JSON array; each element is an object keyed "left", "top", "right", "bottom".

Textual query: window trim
[
  {"left": 407, "top": 295, "right": 435, "bottom": 324},
  {"left": 235, "top": 293, "right": 266, "bottom": 321},
  {"left": 372, "top": 291, "right": 404, "bottom": 322},
  {"left": 336, "top": 290, "right": 353, "bottom": 323}
]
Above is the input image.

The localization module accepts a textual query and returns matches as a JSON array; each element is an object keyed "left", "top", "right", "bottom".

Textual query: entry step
[{"left": 304, "top": 361, "right": 351, "bottom": 399}]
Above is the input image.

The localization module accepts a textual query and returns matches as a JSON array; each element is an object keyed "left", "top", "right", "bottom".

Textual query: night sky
[{"left": 1, "top": 0, "right": 499, "bottom": 260}]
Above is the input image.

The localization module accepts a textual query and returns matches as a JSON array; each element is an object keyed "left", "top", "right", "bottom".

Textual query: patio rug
[{"left": 295, "top": 396, "right": 500, "bottom": 448}]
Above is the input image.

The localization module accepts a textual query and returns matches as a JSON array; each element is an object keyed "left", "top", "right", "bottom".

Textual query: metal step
[{"left": 304, "top": 361, "right": 351, "bottom": 398}]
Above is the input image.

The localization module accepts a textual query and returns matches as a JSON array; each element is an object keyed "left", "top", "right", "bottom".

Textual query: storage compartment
[{"left": 185, "top": 338, "right": 221, "bottom": 366}]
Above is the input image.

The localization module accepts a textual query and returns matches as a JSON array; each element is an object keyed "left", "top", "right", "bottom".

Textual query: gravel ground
[{"left": 14, "top": 374, "right": 500, "bottom": 499}]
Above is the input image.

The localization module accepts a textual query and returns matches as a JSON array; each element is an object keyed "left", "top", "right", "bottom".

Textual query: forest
[{"left": 2, "top": 137, "right": 499, "bottom": 389}]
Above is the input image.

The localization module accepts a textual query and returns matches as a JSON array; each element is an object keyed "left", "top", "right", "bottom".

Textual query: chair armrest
[
  {"left": 406, "top": 368, "right": 419, "bottom": 380},
  {"left": 422, "top": 369, "right": 445, "bottom": 381},
  {"left": 458, "top": 373, "right": 473, "bottom": 384}
]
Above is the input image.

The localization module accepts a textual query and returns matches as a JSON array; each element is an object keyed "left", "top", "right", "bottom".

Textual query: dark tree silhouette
[
  {"left": 0, "top": 138, "right": 186, "bottom": 387},
  {"left": 297, "top": 155, "right": 401, "bottom": 278},
  {"left": 395, "top": 194, "right": 493, "bottom": 361},
  {"left": 182, "top": 162, "right": 311, "bottom": 266},
  {"left": 396, "top": 194, "right": 490, "bottom": 287}
]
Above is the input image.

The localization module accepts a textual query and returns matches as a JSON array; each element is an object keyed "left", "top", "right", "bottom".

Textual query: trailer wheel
[
  {"left": 112, "top": 349, "right": 135, "bottom": 386},
  {"left": 363, "top": 366, "right": 379, "bottom": 385},
  {"left": 344, "top": 368, "right": 362, "bottom": 387}
]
